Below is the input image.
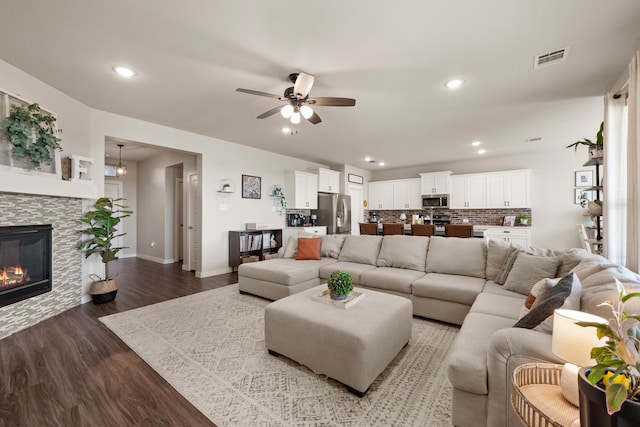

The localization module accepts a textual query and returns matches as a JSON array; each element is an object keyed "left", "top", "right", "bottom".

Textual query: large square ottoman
[{"left": 264, "top": 285, "right": 412, "bottom": 396}]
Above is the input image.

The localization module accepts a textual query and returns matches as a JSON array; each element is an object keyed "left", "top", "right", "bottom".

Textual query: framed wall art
[
  {"left": 575, "top": 188, "right": 594, "bottom": 205},
  {"left": 575, "top": 170, "right": 593, "bottom": 187},
  {"left": 242, "top": 175, "right": 261, "bottom": 199},
  {"left": 348, "top": 173, "right": 364, "bottom": 184}
]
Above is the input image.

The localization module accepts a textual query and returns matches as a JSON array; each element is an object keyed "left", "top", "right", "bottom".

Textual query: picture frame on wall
[
  {"left": 242, "top": 175, "right": 261, "bottom": 199},
  {"left": 575, "top": 188, "right": 594, "bottom": 205},
  {"left": 575, "top": 170, "right": 593, "bottom": 187},
  {"left": 348, "top": 173, "right": 364, "bottom": 184}
]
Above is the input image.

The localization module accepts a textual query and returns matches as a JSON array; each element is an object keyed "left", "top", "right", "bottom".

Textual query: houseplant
[
  {"left": 516, "top": 213, "right": 530, "bottom": 225},
  {"left": 577, "top": 279, "right": 640, "bottom": 425},
  {"left": 4, "top": 103, "right": 62, "bottom": 169},
  {"left": 271, "top": 185, "right": 287, "bottom": 210},
  {"left": 80, "top": 197, "right": 133, "bottom": 303},
  {"left": 566, "top": 121, "right": 604, "bottom": 158},
  {"left": 327, "top": 270, "right": 353, "bottom": 301}
]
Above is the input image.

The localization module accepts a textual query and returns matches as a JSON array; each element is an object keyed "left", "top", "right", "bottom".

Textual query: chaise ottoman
[{"left": 264, "top": 285, "right": 412, "bottom": 396}]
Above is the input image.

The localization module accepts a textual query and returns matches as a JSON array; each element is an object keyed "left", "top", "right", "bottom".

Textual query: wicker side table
[{"left": 512, "top": 363, "right": 580, "bottom": 427}]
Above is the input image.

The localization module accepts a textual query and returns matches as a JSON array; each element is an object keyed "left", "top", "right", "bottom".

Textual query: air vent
[
  {"left": 533, "top": 47, "right": 568, "bottom": 70},
  {"left": 525, "top": 137, "right": 543, "bottom": 143}
]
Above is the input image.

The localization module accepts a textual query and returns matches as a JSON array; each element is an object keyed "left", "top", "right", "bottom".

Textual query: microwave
[{"left": 422, "top": 195, "right": 449, "bottom": 208}]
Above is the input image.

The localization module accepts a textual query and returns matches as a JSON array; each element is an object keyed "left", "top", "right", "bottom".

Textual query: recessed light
[
  {"left": 471, "top": 141, "right": 481, "bottom": 146},
  {"left": 281, "top": 127, "right": 291, "bottom": 133},
  {"left": 364, "top": 156, "right": 372, "bottom": 162},
  {"left": 445, "top": 78, "right": 464, "bottom": 89},
  {"left": 113, "top": 66, "right": 136, "bottom": 78},
  {"left": 379, "top": 162, "right": 385, "bottom": 167},
  {"left": 478, "top": 149, "right": 486, "bottom": 154}
]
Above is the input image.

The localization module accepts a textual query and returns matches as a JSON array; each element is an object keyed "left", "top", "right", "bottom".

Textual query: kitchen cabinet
[
  {"left": 285, "top": 170, "right": 318, "bottom": 209},
  {"left": 393, "top": 178, "right": 422, "bottom": 209},
  {"left": 450, "top": 174, "right": 486, "bottom": 209},
  {"left": 314, "top": 168, "right": 340, "bottom": 193},
  {"left": 485, "top": 170, "right": 530, "bottom": 208},
  {"left": 483, "top": 227, "right": 531, "bottom": 248},
  {"left": 368, "top": 181, "right": 394, "bottom": 210},
  {"left": 420, "top": 171, "right": 452, "bottom": 195}
]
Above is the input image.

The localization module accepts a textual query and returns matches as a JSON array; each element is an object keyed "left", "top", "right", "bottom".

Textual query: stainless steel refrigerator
[{"left": 316, "top": 193, "right": 352, "bottom": 234}]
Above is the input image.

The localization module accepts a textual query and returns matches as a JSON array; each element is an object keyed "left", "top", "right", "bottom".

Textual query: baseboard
[
  {"left": 136, "top": 254, "right": 174, "bottom": 264},
  {"left": 196, "top": 267, "right": 233, "bottom": 278},
  {"left": 119, "top": 253, "right": 137, "bottom": 259}
]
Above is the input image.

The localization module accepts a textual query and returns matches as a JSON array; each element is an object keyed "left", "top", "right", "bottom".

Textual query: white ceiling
[{"left": 1, "top": 1, "right": 639, "bottom": 169}]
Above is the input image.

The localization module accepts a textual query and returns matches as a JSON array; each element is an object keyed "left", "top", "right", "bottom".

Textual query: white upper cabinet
[
  {"left": 393, "top": 179, "right": 421, "bottom": 209},
  {"left": 485, "top": 170, "right": 530, "bottom": 209},
  {"left": 314, "top": 168, "right": 340, "bottom": 193},
  {"left": 450, "top": 174, "right": 486, "bottom": 209},
  {"left": 420, "top": 171, "right": 452, "bottom": 195},
  {"left": 285, "top": 170, "right": 318, "bottom": 209},
  {"left": 368, "top": 181, "right": 395, "bottom": 210}
]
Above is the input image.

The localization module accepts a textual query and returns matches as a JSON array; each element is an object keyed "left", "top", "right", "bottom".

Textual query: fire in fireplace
[{"left": 0, "top": 225, "right": 53, "bottom": 307}]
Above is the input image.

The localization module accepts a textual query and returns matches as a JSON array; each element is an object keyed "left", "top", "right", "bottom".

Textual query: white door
[
  {"left": 349, "top": 184, "right": 363, "bottom": 235},
  {"left": 185, "top": 173, "right": 200, "bottom": 271},
  {"left": 175, "top": 178, "right": 184, "bottom": 261},
  {"left": 104, "top": 181, "right": 124, "bottom": 254}
]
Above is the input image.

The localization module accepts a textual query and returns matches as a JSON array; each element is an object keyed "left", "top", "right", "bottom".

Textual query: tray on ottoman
[{"left": 264, "top": 285, "right": 412, "bottom": 396}]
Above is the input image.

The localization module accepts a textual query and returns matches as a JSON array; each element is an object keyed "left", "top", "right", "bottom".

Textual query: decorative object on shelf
[
  {"left": 576, "top": 188, "right": 594, "bottom": 206},
  {"left": 502, "top": 215, "right": 516, "bottom": 226},
  {"left": 576, "top": 279, "right": 640, "bottom": 421},
  {"left": 4, "top": 102, "right": 62, "bottom": 169},
  {"left": 218, "top": 179, "right": 235, "bottom": 193},
  {"left": 115, "top": 144, "right": 127, "bottom": 177},
  {"left": 80, "top": 197, "right": 134, "bottom": 304},
  {"left": 69, "top": 155, "right": 94, "bottom": 183},
  {"left": 270, "top": 184, "right": 287, "bottom": 211},
  {"left": 242, "top": 174, "right": 261, "bottom": 199},
  {"left": 587, "top": 200, "right": 603, "bottom": 216},
  {"left": 516, "top": 213, "right": 530, "bottom": 225},
  {"left": 566, "top": 122, "right": 604, "bottom": 159},
  {"left": 575, "top": 170, "right": 594, "bottom": 187},
  {"left": 326, "top": 270, "right": 354, "bottom": 301}
]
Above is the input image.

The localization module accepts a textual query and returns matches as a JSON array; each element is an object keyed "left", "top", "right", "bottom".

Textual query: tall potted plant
[
  {"left": 80, "top": 197, "right": 133, "bottom": 303},
  {"left": 566, "top": 121, "right": 604, "bottom": 159}
]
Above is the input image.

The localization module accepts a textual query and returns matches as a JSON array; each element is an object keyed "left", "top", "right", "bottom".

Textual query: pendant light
[{"left": 115, "top": 144, "right": 127, "bottom": 177}]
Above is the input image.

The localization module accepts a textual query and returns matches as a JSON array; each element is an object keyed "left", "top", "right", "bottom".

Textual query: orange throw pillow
[{"left": 296, "top": 237, "right": 322, "bottom": 260}]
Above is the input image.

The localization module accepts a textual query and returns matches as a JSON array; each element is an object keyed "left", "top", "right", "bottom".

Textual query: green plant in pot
[
  {"left": 327, "top": 270, "right": 353, "bottom": 301},
  {"left": 80, "top": 197, "right": 133, "bottom": 304},
  {"left": 516, "top": 213, "right": 530, "bottom": 225},
  {"left": 577, "top": 279, "right": 640, "bottom": 425},
  {"left": 566, "top": 121, "right": 604, "bottom": 158}
]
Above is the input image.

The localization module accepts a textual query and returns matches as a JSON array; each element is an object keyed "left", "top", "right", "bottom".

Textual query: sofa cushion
[
  {"left": 239, "top": 258, "right": 337, "bottom": 286},
  {"left": 494, "top": 247, "right": 520, "bottom": 285},
  {"left": 360, "top": 267, "right": 425, "bottom": 294},
  {"left": 482, "top": 281, "right": 526, "bottom": 299},
  {"left": 470, "top": 293, "right": 524, "bottom": 320},
  {"left": 557, "top": 248, "right": 592, "bottom": 277},
  {"left": 412, "top": 273, "right": 486, "bottom": 305},
  {"left": 319, "top": 261, "right": 378, "bottom": 284},
  {"left": 321, "top": 234, "right": 347, "bottom": 258},
  {"left": 425, "top": 236, "right": 487, "bottom": 278},
  {"left": 376, "top": 235, "right": 429, "bottom": 271},
  {"left": 338, "top": 235, "right": 383, "bottom": 265},
  {"left": 296, "top": 237, "right": 322, "bottom": 260},
  {"left": 485, "top": 239, "right": 515, "bottom": 281},
  {"left": 503, "top": 253, "right": 560, "bottom": 295}
]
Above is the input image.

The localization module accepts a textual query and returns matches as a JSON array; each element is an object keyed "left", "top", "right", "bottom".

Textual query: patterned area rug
[{"left": 100, "top": 285, "right": 458, "bottom": 426}]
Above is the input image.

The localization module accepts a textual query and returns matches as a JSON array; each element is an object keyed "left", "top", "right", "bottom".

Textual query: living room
[{"left": 1, "top": 1, "right": 640, "bottom": 426}]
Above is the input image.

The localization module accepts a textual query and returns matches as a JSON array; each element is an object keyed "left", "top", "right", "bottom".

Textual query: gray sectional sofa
[{"left": 238, "top": 232, "right": 640, "bottom": 427}]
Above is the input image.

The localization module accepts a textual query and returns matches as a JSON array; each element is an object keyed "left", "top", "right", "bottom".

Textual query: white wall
[{"left": 105, "top": 161, "right": 137, "bottom": 258}]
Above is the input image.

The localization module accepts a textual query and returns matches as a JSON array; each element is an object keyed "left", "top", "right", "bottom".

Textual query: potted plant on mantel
[
  {"left": 566, "top": 121, "right": 604, "bottom": 160},
  {"left": 577, "top": 279, "right": 640, "bottom": 426},
  {"left": 327, "top": 270, "right": 354, "bottom": 301},
  {"left": 80, "top": 197, "right": 133, "bottom": 304}
]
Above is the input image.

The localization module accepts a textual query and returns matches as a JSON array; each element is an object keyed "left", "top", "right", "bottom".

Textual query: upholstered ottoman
[{"left": 264, "top": 285, "right": 412, "bottom": 396}]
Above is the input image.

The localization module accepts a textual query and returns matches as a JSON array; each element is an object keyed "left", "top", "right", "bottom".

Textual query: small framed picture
[
  {"left": 575, "top": 170, "right": 593, "bottom": 187},
  {"left": 348, "top": 173, "right": 364, "bottom": 184},
  {"left": 575, "top": 188, "right": 594, "bottom": 205},
  {"left": 502, "top": 215, "right": 516, "bottom": 227},
  {"left": 242, "top": 175, "right": 261, "bottom": 199}
]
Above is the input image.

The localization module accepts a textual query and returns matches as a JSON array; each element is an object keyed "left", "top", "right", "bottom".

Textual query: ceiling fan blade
[
  {"left": 256, "top": 105, "right": 283, "bottom": 119},
  {"left": 306, "top": 111, "right": 322, "bottom": 125},
  {"left": 307, "top": 97, "right": 356, "bottom": 107},
  {"left": 294, "top": 72, "right": 315, "bottom": 98},
  {"left": 236, "top": 88, "right": 281, "bottom": 99}
]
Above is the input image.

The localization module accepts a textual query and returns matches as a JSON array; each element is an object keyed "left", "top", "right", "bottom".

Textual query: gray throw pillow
[
  {"left": 513, "top": 273, "right": 577, "bottom": 330},
  {"left": 495, "top": 247, "right": 520, "bottom": 285},
  {"left": 503, "top": 252, "right": 560, "bottom": 295}
]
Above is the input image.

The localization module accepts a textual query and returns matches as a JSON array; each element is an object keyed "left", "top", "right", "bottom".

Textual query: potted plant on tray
[
  {"left": 327, "top": 270, "right": 354, "bottom": 301},
  {"left": 577, "top": 279, "right": 640, "bottom": 426},
  {"left": 80, "top": 197, "right": 133, "bottom": 303}
]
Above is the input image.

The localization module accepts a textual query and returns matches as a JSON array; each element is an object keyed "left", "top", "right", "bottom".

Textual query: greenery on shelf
[
  {"left": 516, "top": 213, "right": 530, "bottom": 225},
  {"left": 272, "top": 185, "right": 287, "bottom": 209},
  {"left": 80, "top": 197, "right": 134, "bottom": 280},
  {"left": 327, "top": 270, "right": 354, "bottom": 297},
  {"left": 566, "top": 121, "right": 604, "bottom": 153},
  {"left": 578, "top": 279, "right": 640, "bottom": 415},
  {"left": 4, "top": 103, "right": 62, "bottom": 169}
]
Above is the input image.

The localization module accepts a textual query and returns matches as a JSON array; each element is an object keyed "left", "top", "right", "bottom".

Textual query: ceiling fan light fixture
[
  {"left": 281, "top": 104, "right": 294, "bottom": 119},
  {"left": 290, "top": 111, "right": 301, "bottom": 124},
  {"left": 300, "top": 105, "right": 313, "bottom": 119}
]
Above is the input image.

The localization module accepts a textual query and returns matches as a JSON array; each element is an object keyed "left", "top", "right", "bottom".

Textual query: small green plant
[
  {"left": 578, "top": 279, "right": 640, "bottom": 415},
  {"left": 4, "top": 103, "right": 62, "bottom": 169},
  {"left": 566, "top": 121, "right": 604, "bottom": 153},
  {"left": 80, "top": 197, "right": 133, "bottom": 280},
  {"left": 327, "top": 270, "right": 353, "bottom": 297},
  {"left": 516, "top": 213, "right": 530, "bottom": 225}
]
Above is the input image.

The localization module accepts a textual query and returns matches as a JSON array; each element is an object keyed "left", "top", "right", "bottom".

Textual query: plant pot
[
  {"left": 330, "top": 292, "right": 348, "bottom": 301},
  {"left": 578, "top": 368, "right": 640, "bottom": 427},
  {"left": 589, "top": 148, "right": 604, "bottom": 160},
  {"left": 89, "top": 279, "right": 118, "bottom": 304},
  {"left": 587, "top": 201, "right": 603, "bottom": 216}
]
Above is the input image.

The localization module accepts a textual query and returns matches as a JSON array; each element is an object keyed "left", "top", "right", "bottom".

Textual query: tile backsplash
[{"left": 365, "top": 208, "right": 532, "bottom": 226}]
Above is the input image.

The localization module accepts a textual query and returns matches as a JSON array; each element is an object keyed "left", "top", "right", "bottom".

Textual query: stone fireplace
[{"left": 0, "top": 193, "right": 82, "bottom": 339}]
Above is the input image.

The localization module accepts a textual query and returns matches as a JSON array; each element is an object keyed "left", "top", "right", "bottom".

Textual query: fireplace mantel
[{"left": 0, "top": 169, "right": 98, "bottom": 199}]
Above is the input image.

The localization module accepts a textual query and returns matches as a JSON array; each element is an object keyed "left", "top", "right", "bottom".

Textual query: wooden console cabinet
[{"left": 229, "top": 229, "right": 282, "bottom": 271}]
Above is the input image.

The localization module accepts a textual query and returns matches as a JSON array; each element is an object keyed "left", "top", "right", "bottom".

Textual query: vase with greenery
[
  {"left": 80, "top": 197, "right": 133, "bottom": 303},
  {"left": 516, "top": 213, "right": 530, "bottom": 225},
  {"left": 327, "top": 270, "right": 354, "bottom": 301},
  {"left": 566, "top": 121, "right": 604, "bottom": 158},
  {"left": 272, "top": 185, "right": 287, "bottom": 210},
  {"left": 577, "top": 279, "right": 640, "bottom": 422},
  {"left": 4, "top": 103, "right": 62, "bottom": 169}
]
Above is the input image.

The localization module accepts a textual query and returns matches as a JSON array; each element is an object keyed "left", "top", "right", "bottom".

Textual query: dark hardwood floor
[{"left": 0, "top": 258, "right": 237, "bottom": 427}]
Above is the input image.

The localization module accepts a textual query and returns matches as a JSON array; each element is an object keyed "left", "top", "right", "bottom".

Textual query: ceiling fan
[{"left": 236, "top": 72, "right": 356, "bottom": 125}]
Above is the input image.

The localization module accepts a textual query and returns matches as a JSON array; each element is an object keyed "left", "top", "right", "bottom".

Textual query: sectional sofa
[{"left": 237, "top": 232, "right": 640, "bottom": 427}]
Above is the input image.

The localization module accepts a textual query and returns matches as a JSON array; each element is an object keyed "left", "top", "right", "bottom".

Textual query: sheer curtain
[{"left": 627, "top": 52, "right": 640, "bottom": 272}]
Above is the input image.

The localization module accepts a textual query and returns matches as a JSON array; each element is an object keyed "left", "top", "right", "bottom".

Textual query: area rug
[{"left": 100, "top": 285, "right": 458, "bottom": 427}]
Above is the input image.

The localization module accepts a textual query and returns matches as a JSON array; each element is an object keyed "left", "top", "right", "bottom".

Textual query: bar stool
[
  {"left": 411, "top": 223, "right": 435, "bottom": 237},
  {"left": 444, "top": 224, "right": 473, "bottom": 238},
  {"left": 382, "top": 223, "right": 404, "bottom": 235},
  {"left": 359, "top": 223, "right": 378, "bottom": 235}
]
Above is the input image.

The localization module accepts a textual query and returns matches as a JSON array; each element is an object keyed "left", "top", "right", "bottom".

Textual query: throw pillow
[
  {"left": 503, "top": 253, "right": 560, "bottom": 295},
  {"left": 321, "top": 234, "right": 347, "bottom": 258},
  {"left": 296, "top": 237, "right": 322, "bottom": 260},
  {"left": 517, "top": 278, "right": 560, "bottom": 319},
  {"left": 513, "top": 273, "right": 581, "bottom": 332},
  {"left": 495, "top": 247, "right": 520, "bottom": 285}
]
